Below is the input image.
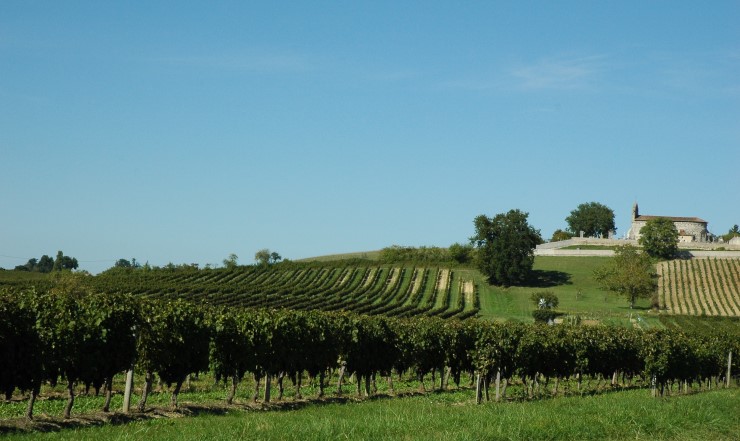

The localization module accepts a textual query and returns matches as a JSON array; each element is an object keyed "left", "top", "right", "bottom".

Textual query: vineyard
[
  {"left": 657, "top": 258, "right": 740, "bottom": 317},
  {"left": 78, "top": 264, "right": 482, "bottom": 320},
  {"left": 1, "top": 288, "right": 738, "bottom": 423}
]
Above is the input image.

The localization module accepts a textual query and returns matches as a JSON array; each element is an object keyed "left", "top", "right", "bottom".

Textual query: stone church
[{"left": 626, "top": 203, "right": 709, "bottom": 242}]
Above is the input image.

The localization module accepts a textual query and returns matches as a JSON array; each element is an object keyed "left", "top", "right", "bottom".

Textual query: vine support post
[
  {"left": 495, "top": 369, "right": 501, "bottom": 402},
  {"left": 122, "top": 368, "right": 134, "bottom": 413},
  {"left": 263, "top": 374, "right": 272, "bottom": 403},
  {"left": 475, "top": 373, "right": 482, "bottom": 404},
  {"left": 727, "top": 350, "right": 733, "bottom": 388}
]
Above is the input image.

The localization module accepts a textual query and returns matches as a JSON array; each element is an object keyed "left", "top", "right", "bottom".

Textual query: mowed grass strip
[
  {"left": 4, "top": 388, "right": 738, "bottom": 441},
  {"left": 475, "top": 256, "right": 657, "bottom": 326}
]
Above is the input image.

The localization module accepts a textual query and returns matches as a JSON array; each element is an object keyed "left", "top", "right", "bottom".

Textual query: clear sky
[{"left": 1, "top": 1, "right": 739, "bottom": 273}]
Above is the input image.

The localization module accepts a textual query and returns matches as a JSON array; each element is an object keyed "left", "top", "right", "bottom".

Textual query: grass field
[
  {"left": 3, "top": 387, "right": 738, "bottom": 441},
  {"left": 474, "top": 257, "right": 659, "bottom": 327}
]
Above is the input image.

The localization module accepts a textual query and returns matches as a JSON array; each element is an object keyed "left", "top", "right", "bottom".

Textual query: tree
[
  {"left": 721, "top": 224, "right": 740, "bottom": 242},
  {"left": 565, "top": 202, "right": 616, "bottom": 238},
  {"left": 550, "top": 229, "right": 573, "bottom": 242},
  {"left": 530, "top": 291, "right": 559, "bottom": 323},
  {"left": 255, "top": 249, "right": 281, "bottom": 266},
  {"left": 255, "top": 249, "right": 271, "bottom": 266},
  {"left": 639, "top": 217, "right": 679, "bottom": 259},
  {"left": 594, "top": 245, "right": 657, "bottom": 308},
  {"left": 36, "top": 255, "right": 54, "bottom": 273},
  {"left": 470, "top": 209, "right": 542, "bottom": 286},
  {"left": 115, "top": 259, "right": 132, "bottom": 268},
  {"left": 222, "top": 253, "right": 239, "bottom": 269},
  {"left": 449, "top": 242, "right": 474, "bottom": 264}
]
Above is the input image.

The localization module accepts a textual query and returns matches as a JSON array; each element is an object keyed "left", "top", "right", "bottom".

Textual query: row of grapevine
[
  {"left": 659, "top": 258, "right": 740, "bottom": 317},
  {"left": 79, "top": 265, "right": 477, "bottom": 319},
  {"left": 2, "top": 287, "right": 737, "bottom": 420}
]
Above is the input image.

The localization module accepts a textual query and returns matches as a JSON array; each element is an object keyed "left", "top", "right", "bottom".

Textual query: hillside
[{"left": 3, "top": 255, "right": 739, "bottom": 328}]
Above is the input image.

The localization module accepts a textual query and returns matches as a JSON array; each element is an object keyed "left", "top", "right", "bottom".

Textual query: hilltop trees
[
  {"left": 639, "top": 217, "right": 679, "bottom": 259},
  {"left": 470, "top": 209, "right": 542, "bottom": 286},
  {"left": 255, "top": 249, "right": 282, "bottom": 266},
  {"left": 222, "top": 253, "right": 239, "bottom": 269},
  {"left": 15, "top": 252, "right": 77, "bottom": 272},
  {"left": 565, "top": 202, "right": 616, "bottom": 238},
  {"left": 550, "top": 229, "right": 573, "bottom": 242},
  {"left": 594, "top": 245, "right": 657, "bottom": 309}
]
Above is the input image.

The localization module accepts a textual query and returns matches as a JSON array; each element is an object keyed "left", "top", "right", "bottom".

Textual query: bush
[
  {"left": 532, "top": 309, "right": 559, "bottom": 323},
  {"left": 530, "top": 291, "right": 559, "bottom": 309}
]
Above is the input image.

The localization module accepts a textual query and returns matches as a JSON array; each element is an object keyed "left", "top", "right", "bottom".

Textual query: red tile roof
[{"left": 634, "top": 215, "right": 707, "bottom": 224}]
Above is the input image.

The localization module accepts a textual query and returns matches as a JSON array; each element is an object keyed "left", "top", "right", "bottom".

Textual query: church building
[{"left": 626, "top": 203, "right": 709, "bottom": 243}]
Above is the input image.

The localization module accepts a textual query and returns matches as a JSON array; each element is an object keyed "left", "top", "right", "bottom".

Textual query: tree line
[
  {"left": 1, "top": 282, "right": 736, "bottom": 420},
  {"left": 13, "top": 251, "right": 78, "bottom": 273}
]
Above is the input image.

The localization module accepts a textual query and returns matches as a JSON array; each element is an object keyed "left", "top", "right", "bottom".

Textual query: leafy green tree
[
  {"left": 470, "top": 209, "right": 542, "bottom": 286},
  {"left": 222, "top": 253, "right": 239, "bottom": 269},
  {"left": 254, "top": 249, "right": 281, "bottom": 266},
  {"left": 115, "top": 258, "right": 132, "bottom": 268},
  {"left": 34, "top": 255, "right": 55, "bottom": 273},
  {"left": 449, "top": 243, "right": 474, "bottom": 264},
  {"left": 639, "top": 217, "right": 679, "bottom": 259},
  {"left": 530, "top": 291, "right": 559, "bottom": 309},
  {"left": 550, "top": 229, "right": 573, "bottom": 242},
  {"left": 565, "top": 202, "right": 616, "bottom": 237},
  {"left": 255, "top": 249, "right": 271, "bottom": 266},
  {"left": 594, "top": 245, "right": 657, "bottom": 308}
]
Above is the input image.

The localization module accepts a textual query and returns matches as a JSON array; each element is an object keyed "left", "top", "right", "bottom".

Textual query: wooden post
[
  {"left": 495, "top": 369, "right": 501, "bottom": 402},
  {"left": 122, "top": 368, "right": 134, "bottom": 413},
  {"left": 475, "top": 373, "right": 482, "bottom": 404},
  {"left": 336, "top": 363, "right": 346, "bottom": 396},
  {"left": 264, "top": 374, "right": 271, "bottom": 403},
  {"left": 727, "top": 350, "right": 733, "bottom": 388}
]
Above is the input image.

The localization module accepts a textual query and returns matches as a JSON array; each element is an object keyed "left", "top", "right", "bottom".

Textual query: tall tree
[
  {"left": 594, "top": 245, "right": 657, "bottom": 308},
  {"left": 722, "top": 224, "right": 740, "bottom": 242},
  {"left": 255, "top": 249, "right": 271, "bottom": 266},
  {"left": 222, "top": 253, "right": 239, "bottom": 269},
  {"left": 470, "top": 209, "right": 542, "bottom": 286},
  {"left": 639, "top": 217, "right": 679, "bottom": 259},
  {"left": 565, "top": 202, "right": 616, "bottom": 238},
  {"left": 36, "top": 255, "right": 54, "bottom": 273}
]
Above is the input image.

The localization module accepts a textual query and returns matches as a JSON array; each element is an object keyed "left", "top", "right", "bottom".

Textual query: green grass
[
  {"left": 4, "top": 387, "right": 738, "bottom": 440},
  {"left": 475, "top": 257, "right": 660, "bottom": 327}
]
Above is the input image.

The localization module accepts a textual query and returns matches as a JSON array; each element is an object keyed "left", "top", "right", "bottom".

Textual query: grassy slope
[
  {"left": 474, "top": 257, "right": 660, "bottom": 327},
  {"left": 4, "top": 388, "right": 738, "bottom": 441}
]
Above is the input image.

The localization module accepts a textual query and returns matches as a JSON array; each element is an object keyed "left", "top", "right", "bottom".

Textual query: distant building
[
  {"left": 626, "top": 202, "right": 709, "bottom": 242},
  {"left": 729, "top": 236, "right": 740, "bottom": 246}
]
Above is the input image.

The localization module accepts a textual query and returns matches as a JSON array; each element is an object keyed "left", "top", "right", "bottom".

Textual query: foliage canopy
[
  {"left": 594, "top": 245, "right": 658, "bottom": 308},
  {"left": 470, "top": 209, "right": 542, "bottom": 286},
  {"left": 639, "top": 217, "right": 679, "bottom": 259},
  {"left": 565, "top": 202, "right": 616, "bottom": 238}
]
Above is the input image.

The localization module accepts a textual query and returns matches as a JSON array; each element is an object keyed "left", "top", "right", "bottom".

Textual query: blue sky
[{"left": 1, "top": 1, "right": 738, "bottom": 273}]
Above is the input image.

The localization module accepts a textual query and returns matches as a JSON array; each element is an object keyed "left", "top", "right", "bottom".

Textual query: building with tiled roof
[{"left": 626, "top": 202, "right": 709, "bottom": 242}]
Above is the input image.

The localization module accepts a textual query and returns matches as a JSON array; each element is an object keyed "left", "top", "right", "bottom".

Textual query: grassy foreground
[{"left": 4, "top": 388, "right": 738, "bottom": 441}]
